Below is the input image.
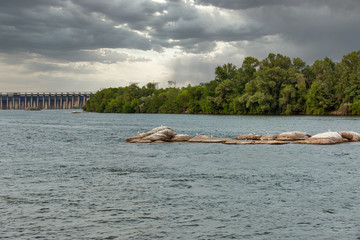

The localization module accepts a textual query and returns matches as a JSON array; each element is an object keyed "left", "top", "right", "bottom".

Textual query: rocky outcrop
[
  {"left": 224, "top": 140, "right": 289, "bottom": 145},
  {"left": 126, "top": 126, "right": 177, "bottom": 143},
  {"left": 143, "top": 128, "right": 175, "bottom": 141},
  {"left": 188, "top": 135, "right": 229, "bottom": 143},
  {"left": 235, "top": 134, "right": 261, "bottom": 140},
  {"left": 127, "top": 138, "right": 152, "bottom": 143},
  {"left": 338, "top": 131, "right": 360, "bottom": 142},
  {"left": 276, "top": 131, "right": 311, "bottom": 141},
  {"left": 145, "top": 126, "right": 174, "bottom": 136},
  {"left": 252, "top": 140, "right": 289, "bottom": 145},
  {"left": 170, "top": 134, "right": 192, "bottom": 142},
  {"left": 125, "top": 132, "right": 147, "bottom": 142},
  {"left": 260, "top": 134, "right": 278, "bottom": 141},
  {"left": 295, "top": 131, "right": 345, "bottom": 145},
  {"left": 127, "top": 126, "right": 359, "bottom": 145}
]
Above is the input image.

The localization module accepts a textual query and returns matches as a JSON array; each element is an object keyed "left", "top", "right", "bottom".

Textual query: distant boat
[{"left": 71, "top": 111, "right": 82, "bottom": 114}]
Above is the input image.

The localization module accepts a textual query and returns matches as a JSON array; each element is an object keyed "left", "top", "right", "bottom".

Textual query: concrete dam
[{"left": 0, "top": 92, "right": 93, "bottom": 110}]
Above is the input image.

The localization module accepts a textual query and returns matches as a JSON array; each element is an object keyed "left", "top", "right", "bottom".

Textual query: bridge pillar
[
  {"left": 66, "top": 93, "right": 68, "bottom": 109},
  {"left": 0, "top": 92, "right": 92, "bottom": 110}
]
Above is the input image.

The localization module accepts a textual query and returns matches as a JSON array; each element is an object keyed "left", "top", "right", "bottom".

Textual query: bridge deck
[{"left": 0, "top": 92, "right": 93, "bottom": 110}]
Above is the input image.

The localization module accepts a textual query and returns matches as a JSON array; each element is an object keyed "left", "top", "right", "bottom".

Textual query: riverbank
[{"left": 83, "top": 51, "right": 360, "bottom": 116}]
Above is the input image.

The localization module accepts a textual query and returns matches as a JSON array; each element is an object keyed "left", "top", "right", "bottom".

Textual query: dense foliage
[{"left": 84, "top": 51, "right": 360, "bottom": 115}]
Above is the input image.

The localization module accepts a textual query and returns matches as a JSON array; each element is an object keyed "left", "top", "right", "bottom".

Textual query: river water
[{"left": 1, "top": 110, "right": 360, "bottom": 239}]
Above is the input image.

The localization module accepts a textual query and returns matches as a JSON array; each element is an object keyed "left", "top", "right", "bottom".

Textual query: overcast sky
[{"left": 1, "top": 0, "right": 359, "bottom": 92}]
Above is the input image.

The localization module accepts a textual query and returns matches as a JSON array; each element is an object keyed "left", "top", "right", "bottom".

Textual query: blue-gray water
[{"left": 1, "top": 110, "right": 360, "bottom": 240}]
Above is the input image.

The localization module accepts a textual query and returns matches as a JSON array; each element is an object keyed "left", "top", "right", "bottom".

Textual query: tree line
[{"left": 84, "top": 51, "right": 360, "bottom": 115}]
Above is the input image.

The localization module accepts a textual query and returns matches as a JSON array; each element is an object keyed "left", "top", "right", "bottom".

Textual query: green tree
[
  {"left": 84, "top": 51, "right": 360, "bottom": 116},
  {"left": 306, "top": 57, "right": 338, "bottom": 114},
  {"left": 336, "top": 51, "right": 360, "bottom": 104},
  {"left": 279, "top": 84, "right": 297, "bottom": 114}
]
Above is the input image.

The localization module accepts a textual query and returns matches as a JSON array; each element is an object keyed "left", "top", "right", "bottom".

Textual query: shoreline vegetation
[{"left": 84, "top": 51, "right": 360, "bottom": 116}]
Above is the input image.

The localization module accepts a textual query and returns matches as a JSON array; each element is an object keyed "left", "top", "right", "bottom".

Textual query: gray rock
[
  {"left": 276, "top": 131, "right": 311, "bottom": 141},
  {"left": 260, "top": 134, "right": 278, "bottom": 141},
  {"left": 235, "top": 134, "right": 261, "bottom": 140},
  {"left": 170, "top": 134, "right": 192, "bottom": 142},
  {"left": 188, "top": 135, "right": 229, "bottom": 143},
  {"left": 338, "top": 131, "right": 360, "bottom": 142}
]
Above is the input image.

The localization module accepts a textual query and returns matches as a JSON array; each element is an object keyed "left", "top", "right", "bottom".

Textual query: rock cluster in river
[
  {"left": 126, "top": 126, "right": 191, "bottom": 143},
  {"left": 126, "top": 126, "right": 360, "bottom": 145}
]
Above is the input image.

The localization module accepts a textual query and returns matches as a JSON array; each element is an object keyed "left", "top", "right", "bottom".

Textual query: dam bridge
[{"left": 0, "top": 92, "right": 93, "bottom": 110}]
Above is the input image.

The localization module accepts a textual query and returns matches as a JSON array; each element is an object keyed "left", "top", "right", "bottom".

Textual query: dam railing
[{"left": 0, "top": 92, "right": 93, "bottom": 110}]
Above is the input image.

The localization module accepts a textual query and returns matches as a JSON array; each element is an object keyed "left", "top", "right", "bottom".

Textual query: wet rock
[
  {"left": 260, "top": 134, "right": 278, "bottom": 141},
  {"left": 295, "top": 139, "right": 336, "bottom": 145},
  {"left": 128, "top": 138, "right": 152, "bottom": 143},
  {"left": 223, "top": 139, "right": 240, "bottom": 144},
  {"left": 125, "top": 136, "right": 140, "bottom": 142},
  {"left": 338, "top": 131, "right": 360, "bottom": 142},
  {"left": 296, "top": 131, "right": 345, "bottom": 145},
  {"left": 152, "top": 140, "right": 168, "bottom": 143},
  {"left": 127, "top": 126, "right": 176, "bottom": 143},
  {"left": 127, "top": 127, "right": 358, "bottom": 145},
  {"left": 235, "top": 134, "right": 261, "bottom": 140},
  {"left": 125, "top": 132, "right": 147, "bottom": 142},
  {"left": 143, "top": 132, "right": 171, "bottom": 141},
  {"left": 253, "top": 140, "right": 289, "bottom": 145},
  {"left": 311, "top": 132, "right": 344, "bottom": 142},
  {"left": 188, "top": 135, "right": 229, "bottom": 143},
  {"left": 170, "top": 134, "right": 192, "bottom": 142},
  {"left": 223, "top": 140, "right": 289, "bottom": 145},
  {"left": 276, "top": 131, "right": 311, "bottom": 141},
  {"left": 144, "top": 128, "right": 175, "bottom": 140},
  {"left": 146, "top": 126, "right": 175, "bottom": 136},
  {"left": 223, "top": 140, "right": 254, "bottom": 145}
]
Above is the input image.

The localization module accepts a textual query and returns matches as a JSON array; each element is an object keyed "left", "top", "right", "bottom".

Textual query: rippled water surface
[{"left": 1, "top": 110, "right": 360, "bottom": 239}]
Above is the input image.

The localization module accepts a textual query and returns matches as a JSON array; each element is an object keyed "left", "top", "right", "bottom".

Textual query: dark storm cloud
[
  {"left": 0, "top": 0, "right": 153, "bottom": 61},
  {"left": 194, "top": 0, "right": 360, "bottom": 10},
  {"left": 0, "top": 0, "right": 360, "bottom": 65},
  {"left": 194, "top": 0, "right": 300, "bottom": 10},
  {"left": 72, "top": 0, "right": 167, "bottom": 31},
  {"left": 237, "top": 0, "right": 360, "bottom": 62},
  {"left": 0, "top": 0, "right": 262, "bottom": 59}
]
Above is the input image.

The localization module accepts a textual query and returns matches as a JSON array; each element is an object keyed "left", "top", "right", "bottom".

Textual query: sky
[{"left": 1, "top": 0, "right": 360, "bottom": 92}]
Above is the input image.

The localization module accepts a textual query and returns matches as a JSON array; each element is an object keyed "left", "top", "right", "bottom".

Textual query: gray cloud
[
  {"left": 0, "top": 0, "right": 360, "bottom": 90},
  {"left": 194, "top": 0, "right": 360, "bottom": 10},
  {"left": 0, "top": 0, "right": 152, "bottom": 57},
  {"left": 2, "top": 0, "right": 359, "bottom": 61},
  {"left": 0, "top": 0, "right": 263, "bottom": 57},
  {"left": 194, "top": 0, "right": 299, "bottom": 10},
  {"left": 25, "top": 62, "right": 97, "bottom": 75},
  {"left": 44, "top": 49, "right": 151, "bottom": 64},
  {"left": 167, "top": 55, "right": 217, "bottom": 86},
  {"left": 239, "top": 1, "right": 360, "bottom": 62}
]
